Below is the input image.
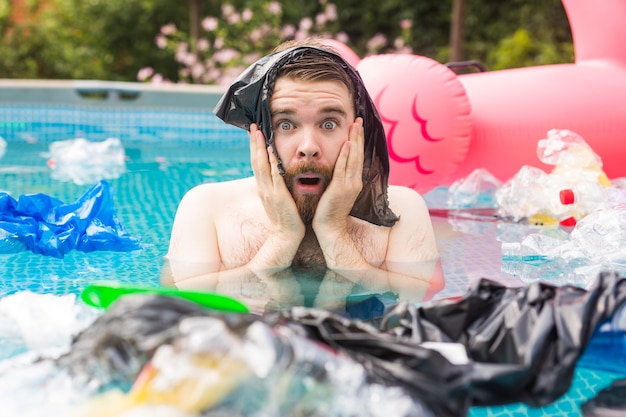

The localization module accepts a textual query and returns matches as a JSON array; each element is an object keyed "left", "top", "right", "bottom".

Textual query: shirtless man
[{"left": 164, "top": 40, "right": 441, "bottom": 308}]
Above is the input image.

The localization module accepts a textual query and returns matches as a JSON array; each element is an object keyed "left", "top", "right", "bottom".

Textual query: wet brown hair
[{"left": 271, "top": 39, "right": 356, "bottom": 112}]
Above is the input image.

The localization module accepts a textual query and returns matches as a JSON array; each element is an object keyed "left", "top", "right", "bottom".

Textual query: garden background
[{"left": 0, "top": 0, "right": 573, "bottom": 85}]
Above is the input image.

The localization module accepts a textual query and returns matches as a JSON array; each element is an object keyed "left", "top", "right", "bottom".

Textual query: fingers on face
[
  {"left": 344, "top": 118, "right": 364, "bottom": 180},
  {"left": 267, "top": 146, "right": 282, "bottom": 179}
]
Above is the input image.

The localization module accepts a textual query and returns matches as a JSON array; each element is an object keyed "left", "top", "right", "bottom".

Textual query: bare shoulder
[
  {"left": 167, "top": 176, "right": 259, "bottom": 262},
  {"left": 387, "top": 185, "right": 429, "bottom": 215},
  {"left": 386, "top": 185, "right": 439, "bottom": 260},
  {"left": 178, "top": 177, "right": 257, "bottom": 210}
]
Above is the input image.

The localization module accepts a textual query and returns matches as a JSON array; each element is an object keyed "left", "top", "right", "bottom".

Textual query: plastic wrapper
[
  {"left": 0, "top": 180, "right": 142, "bottom": 258},
  {"left": 213, "top": 45, "right": 399, "bottom": 227},
  {"left": 48, "top": 271, "right": 626, "bottom": 416},
  {"left": 47, "top": 137, "right": 126, "bottom": 185}
]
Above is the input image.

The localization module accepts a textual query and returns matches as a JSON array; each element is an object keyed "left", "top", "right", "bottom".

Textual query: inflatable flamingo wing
[{"left": 357, "top": 54, "right": 473, "bottom": 193}]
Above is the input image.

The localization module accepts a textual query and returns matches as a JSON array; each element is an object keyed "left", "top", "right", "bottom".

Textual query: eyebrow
[{"left": 271, "top": 106, "right": 348, "bottom": 118}]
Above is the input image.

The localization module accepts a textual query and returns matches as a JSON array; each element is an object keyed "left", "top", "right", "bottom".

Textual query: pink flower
[
  {"left": 400, "top": 19, "right": 412, "bottom": 30},
  {"left": 250, "top": 28, "right": 263, "bottom": 43},
  {"left": 160, "top": 23, "right": 177, "bottom": 35},
  {"left": 242, "top": 8, "right": 253, "bottom": 22},
  {"left": 268, "top": 2, "right": 282, "bottom": 15},
  {"left": 191, "top": 62, "right": 205, "bottom": 80},
  {"left": 336, "top": 32, "right": 349, "bottom": 43},
  {"left": 315, "top": 13, "right": 327, "bottom": 27},
  {"left": 197, "top": 38, "right": 210, "bottom": 51},
  {"left": 137, "top": 67, "right": 154, "bottom": 81},
  {"left": 280, "top": 24, "right": 296, "bottom": 38},
  {"left": 202, "top": 17, "right": 218, "bottom": 32},
  {"left": 213, "top": 48, "right": 240, "bottom": 64},
  {"left": 221, "top": 4, "right": 235, "bottom": 17},
  {"left": 155, "top": 34, "right": 167, "bottom": 49},
  {"left": 299, "top": 17, "right": 313, "bottom": 31},
  {"left": 325, "top": 4, "right": 337, "bottom": 21},
  {"left": 366, "top": 33, "right": 387, "bottom": 51},
  {"left": 227, "top": 12, "right": 241, "bottom": 25}
]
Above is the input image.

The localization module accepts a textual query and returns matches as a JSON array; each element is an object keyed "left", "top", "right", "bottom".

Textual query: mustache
[{"left": 284, "top": 162, "right": 333, "bottom": 183}]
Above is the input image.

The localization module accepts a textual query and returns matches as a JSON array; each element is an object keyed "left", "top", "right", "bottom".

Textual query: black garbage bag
[
  {"left": 282, "top": 271, "right": 626, "bottom": 415},
  {"left": 213, "top": 45, "right": 399, "bottom": 227},
  {"left": 59, "top": 271, "right": 626, "bottom": 417}
]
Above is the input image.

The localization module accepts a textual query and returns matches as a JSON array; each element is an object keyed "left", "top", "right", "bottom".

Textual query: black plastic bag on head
[{"left": 213, "top": 45, "right": 399, "bottom": 227}]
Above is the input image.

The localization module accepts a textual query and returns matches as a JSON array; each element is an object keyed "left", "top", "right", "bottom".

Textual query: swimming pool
[{"left": 0, "top": 86, "right": 623, "bottom": 416}]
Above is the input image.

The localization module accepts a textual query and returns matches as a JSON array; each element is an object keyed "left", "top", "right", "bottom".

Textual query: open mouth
[
  {"left": 298, "top": 177, "right": 321, "bottom": 186},
  {"left": 294, "top": 173, "right": 325, "bottom": 192}
]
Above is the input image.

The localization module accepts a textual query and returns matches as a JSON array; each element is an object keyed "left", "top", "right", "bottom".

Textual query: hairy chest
[{"left": 215, "top": 208, "right": 388, "bottom": 269}]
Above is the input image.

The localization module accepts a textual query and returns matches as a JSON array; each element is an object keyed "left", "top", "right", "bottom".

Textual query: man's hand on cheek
[
  {"left": 313, "top": 117, "right": 365, "bottom": 233},
  {"left": 249, "top": 124, "right": 305, "bottom": 240}
]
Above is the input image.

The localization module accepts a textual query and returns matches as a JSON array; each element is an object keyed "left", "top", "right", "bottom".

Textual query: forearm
[{"left": 247, "top": 232, "right": 302, "bottom": 273}]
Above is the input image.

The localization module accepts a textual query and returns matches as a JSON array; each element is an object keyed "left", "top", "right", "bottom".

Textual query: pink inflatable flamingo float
[{"left": 329, "top": 0, "right": 626, "bottom": 194}]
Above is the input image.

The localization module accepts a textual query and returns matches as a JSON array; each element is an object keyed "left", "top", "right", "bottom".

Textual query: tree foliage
[{"left": 0, "top": 0, "right": 573, "bottom": 81}]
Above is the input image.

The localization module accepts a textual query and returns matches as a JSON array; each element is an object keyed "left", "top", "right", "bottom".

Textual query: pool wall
[
  {"left": 0, "top": 79, "right": 226, "bottom": 109},
  {"left": 0, "top": 80, "right": 245, "bottom": 147}
]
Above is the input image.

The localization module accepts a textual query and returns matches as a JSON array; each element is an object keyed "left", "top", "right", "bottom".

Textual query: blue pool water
[{"left": 0, "top": 103, "right": 623, "bottom": 416}]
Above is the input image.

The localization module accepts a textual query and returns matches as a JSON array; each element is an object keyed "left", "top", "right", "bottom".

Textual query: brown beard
[{"left": 284, "top": 161, "right": 333, "bottom": 224}]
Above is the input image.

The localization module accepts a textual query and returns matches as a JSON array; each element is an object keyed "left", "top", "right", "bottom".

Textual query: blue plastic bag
[{"left": 0, "top": 180, "right": 142, "bottom": 258}]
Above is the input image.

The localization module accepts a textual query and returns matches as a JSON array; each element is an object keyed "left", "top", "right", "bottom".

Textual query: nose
[{"left": 296, "top": 128, "right": 321, "bottom": 160}]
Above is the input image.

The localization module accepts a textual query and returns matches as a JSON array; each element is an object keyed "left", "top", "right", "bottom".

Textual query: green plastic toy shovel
[{"left": 81, "top": 282, "right": 250, "bottom": 313}]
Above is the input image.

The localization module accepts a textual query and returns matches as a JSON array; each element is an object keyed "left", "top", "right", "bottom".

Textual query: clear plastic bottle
[
  {"left": 568, "top": 208, "right": 626, "bottom": 277},
  {"left": 501, "top": 232, "right": 587, "bottom": 285}
]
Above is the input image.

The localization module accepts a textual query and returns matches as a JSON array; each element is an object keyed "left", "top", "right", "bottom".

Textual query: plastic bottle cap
[
  {"left": 559, "top": 216, "right": 577, "bottom": 227},
  {"left": 560, "top": 189, "right": 575, "bottom": 205}
]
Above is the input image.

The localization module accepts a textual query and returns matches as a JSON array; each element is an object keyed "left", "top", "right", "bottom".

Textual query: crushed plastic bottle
[
  {"left": 71, "top": 314, "right": 433, "bottom": 417},
  {"left": 447, "top": 168, "right": 502, "bottom": 209},
  {"left": 496, "top": 129, "right": 615, "bottom": 225},
  {"left": 46, "top": 137, "right": 126, "bottom": 185},
  {"left": 569, "top": 208, "right": 626, "bottom": 273},
  {"left": 501, "top": 207, "right": 626, "bottom": 287},
  {"left": 501, "top": 231, "right": 585, "bottom": 285}
]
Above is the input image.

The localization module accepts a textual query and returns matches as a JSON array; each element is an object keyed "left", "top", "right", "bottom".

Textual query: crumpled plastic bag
[
  {"left": 54, "top": 271, "right": 626, "bottom": 417},
  {"left": 213, "top": 45, "right": 399, "bottom": 227},
  {"left": 47, "top": 137, "right": 126, "bottom": 185},
  {"left": 0, "top": 180, "right": 142, "bottom": 258}
]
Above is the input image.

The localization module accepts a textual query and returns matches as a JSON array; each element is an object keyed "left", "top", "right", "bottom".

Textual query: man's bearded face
[{"left": 284, "top": 161, "right": 333, "bottom": 224}]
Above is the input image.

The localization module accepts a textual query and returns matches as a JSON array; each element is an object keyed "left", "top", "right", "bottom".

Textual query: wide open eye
[
  {"left": 277, "top": 121, "right": 294, "bottom": 131},
  {"left": 322, "top": 120, "right": 337, "bottom": 130}
]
